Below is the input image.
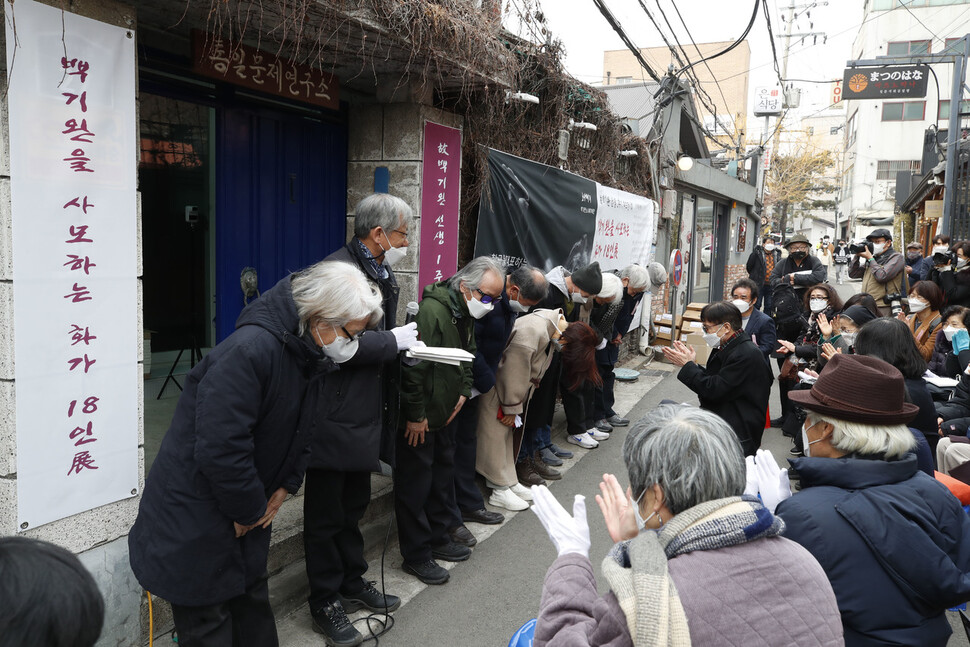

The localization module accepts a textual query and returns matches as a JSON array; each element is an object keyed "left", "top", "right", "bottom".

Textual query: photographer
[
  {"left": 848, "top": 228, "right": 906, "bottom": 317},
  {"left": 929, "top": 241, "right": 970, "bottom": 308}
]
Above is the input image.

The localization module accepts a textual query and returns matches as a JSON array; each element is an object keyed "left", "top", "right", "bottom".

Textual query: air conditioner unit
[{"left": 886, "top": 186, "right": 896, "bottom": 200}]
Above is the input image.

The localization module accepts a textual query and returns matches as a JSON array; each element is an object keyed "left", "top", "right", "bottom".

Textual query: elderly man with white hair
[
  {"left": 395, "top": 256, "right": 506, "bottom": 586},
  {"left": 130, "top": 261, "right": 384, "bottom": 647},
  {"left": 777, "top": 353, "right": 970, "bottom": 647},
  {"left": 304, "top": 193, "right": 422, "bottom": 646},
  {"left": 530, "top": 404, "right": 843, "bottom": 646},
  {"left": 591, "top": 265, "right": 650, "bottom": 434}
]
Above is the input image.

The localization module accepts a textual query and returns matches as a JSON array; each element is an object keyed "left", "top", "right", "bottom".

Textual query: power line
[
  {"left": 590, "top": 0, "right": 663, "bottom": 83},
  {"left": 675, "top": 0, "right": 760, "bottom": 79},
  {"left": 761, "top": 0, "right": 785, "bottom": 86}
]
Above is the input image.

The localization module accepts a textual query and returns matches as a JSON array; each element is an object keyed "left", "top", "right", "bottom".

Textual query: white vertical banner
[
  {"left": 590, "top": 184, "right": 656, "bottom": 271},
  {"left": 6, "top": 0, "right": 138, "bottom": 529}
]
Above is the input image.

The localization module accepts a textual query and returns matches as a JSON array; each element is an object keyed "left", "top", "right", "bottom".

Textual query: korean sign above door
[
  {"left": 842, "top": 65, "right": 929, "bottom": 100},
  {"left": 192, "top": 31, "right": 340, "bottom": 110},
  {"left": 5, "top": 0, "right": 139, "bottom": 529}
]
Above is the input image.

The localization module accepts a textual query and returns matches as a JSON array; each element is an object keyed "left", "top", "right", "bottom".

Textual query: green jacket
[{"left": 400, "top": 282, "right": 476, "bottom": 430}]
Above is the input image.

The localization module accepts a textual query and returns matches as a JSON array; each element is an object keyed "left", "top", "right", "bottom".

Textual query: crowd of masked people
[
  {"left": 525, "top": 226, "right": 970, "bottom": 647},
  {"left": 70, "top": 191, "right": 653, "bottom": 647}
]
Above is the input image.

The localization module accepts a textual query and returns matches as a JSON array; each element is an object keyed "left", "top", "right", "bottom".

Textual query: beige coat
[{"left": 476, "top": 309, "right": 563, "bottom": 486}]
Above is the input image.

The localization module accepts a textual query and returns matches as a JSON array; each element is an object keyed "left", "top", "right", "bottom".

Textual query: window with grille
[{"left": 876, "top": 160, "right": 921, "bottom": 181}]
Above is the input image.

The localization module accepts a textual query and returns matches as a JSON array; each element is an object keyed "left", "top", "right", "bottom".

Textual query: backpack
[{"left": 771, "top": 282, "right": 807, "bottom": 342}]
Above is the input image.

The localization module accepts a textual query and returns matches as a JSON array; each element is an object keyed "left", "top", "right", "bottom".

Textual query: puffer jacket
[
  {"left": 129, "top": 276, "right": 332, "bottom": 606},
  {"left": 399, "top": 282, "right": 476, "bottom": 430},
  {"left": 777, "top": 454, "right": 970, "bottom": 646}
]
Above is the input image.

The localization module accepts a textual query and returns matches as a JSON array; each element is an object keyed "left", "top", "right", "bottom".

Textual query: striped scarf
[{"left": 602, "top": 495, "right": 784, "bottom": 645}]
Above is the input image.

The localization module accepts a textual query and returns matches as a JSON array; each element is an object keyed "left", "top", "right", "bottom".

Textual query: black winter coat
[
  {"left": 778, "top": 454, "right": 970, "bottom": 647},
  {"left": 769, "top": 254, "right": 827, "bottom": 302},
  {"left": 471, "top": 286, "right": 519, "bottom": 394},
  {"left": 932, "top": 266, "right": 970, "bottom": 308},
  {"left": 746, "top": 245, "right": 782, "bottom": 287},
  {"left": 677, "top": 331, "right": 772, "bottom": 456},
  {"left": 316, "top": 242, "right": 401, "bottom": 471},
  {"left": 129, "top": 276, "right": 332, "bottom": 606}
]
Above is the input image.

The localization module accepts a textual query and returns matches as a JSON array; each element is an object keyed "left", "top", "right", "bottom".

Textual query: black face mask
[{"left": 790, "top": 250, "right": 807, "bottom": 260}]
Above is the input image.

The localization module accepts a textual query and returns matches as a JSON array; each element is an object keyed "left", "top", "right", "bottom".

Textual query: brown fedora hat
[{"left": 788, "top": 354, "right": 919, "bottom": 425}]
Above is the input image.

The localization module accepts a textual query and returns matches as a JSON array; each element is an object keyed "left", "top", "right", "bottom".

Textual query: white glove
[
  {"left": 596, "top": 338, "right": 608, "bottom": 350},
  {"left": 401, "top": 340, "right": 426, "bottom": 366},
  {"left": 744, "top": 455, "right": 759, "bottom": 498},
  {"left": 530, "top": 485, "right": 590, "bottom": 558},
  {"left": 753, "top": 449, "right": 791, "bottom": 513},
  {"left": 391, "top": 322, "right": 419, "bottom": 351}
]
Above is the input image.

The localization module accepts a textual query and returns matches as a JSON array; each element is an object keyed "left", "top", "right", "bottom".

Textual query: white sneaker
[
  {"left": 587, "top": 427, "right": 610, "bottom": 441},
  {"left": 567, "top": 433, "right": 599, "bottom": 449},
  {"left": 489, "top": 487, "right": 529, "bottom": 511},
  {"left": 509, "top": 482, "right": 534, "bottom": 501}
]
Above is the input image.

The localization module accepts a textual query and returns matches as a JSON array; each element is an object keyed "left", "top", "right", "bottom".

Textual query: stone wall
[{"left": 346, "top": 102, "right": 464, "bottom": 320}]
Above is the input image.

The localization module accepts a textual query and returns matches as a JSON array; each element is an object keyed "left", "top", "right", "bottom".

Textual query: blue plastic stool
[{"left": 508, "top": 618, "right": 537, "bottom": 647}]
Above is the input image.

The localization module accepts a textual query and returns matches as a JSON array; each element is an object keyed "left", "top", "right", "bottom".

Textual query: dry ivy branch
[{"left": 179, "top": 0, "right": 654, "bottom": 262}]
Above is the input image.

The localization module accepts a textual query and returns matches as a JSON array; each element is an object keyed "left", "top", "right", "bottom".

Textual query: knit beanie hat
[{"left": 571, "top": 262, "right": 603, "bottom": 294}]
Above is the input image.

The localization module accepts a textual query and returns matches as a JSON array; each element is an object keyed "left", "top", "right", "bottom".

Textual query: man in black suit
[
  {"left": 730, "top": 278, "right": 777, "bottom": 363},
  {"left": 662, "top": 302, "right": 772, "bottom": 456}
]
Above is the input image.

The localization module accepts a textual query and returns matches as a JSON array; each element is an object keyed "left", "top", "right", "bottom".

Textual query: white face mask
[
  {"left": 508, "top": 298, "right": 529, "bottom": 314},
  {"left": 316, "top": 326, "right": 360, "bottom": 364},
  {"left": 764, "top": 243, "right": 775, "bottom": 252},
  {"left": 933, "top": 245, "right": 949, "bottom": 256},
  {"left": 872, "top": 242, "right": 886, "bottom": 255},
  {"left": 703, "top": 324, "right": 724, "bottom": 348},
  {"left": 571, "top": 291, "right": 588, "bottom": 304},
  {"left": 378, "top": 230, "right": 407, "bottom": 266},
  {"left": 810, "top": 298, "right": 828, "bottom": 313},
  {"left": 731, "top": 298, "right": 752, "bottom": 314},
  {"left": 630, "top": 489, "right": 648, "bottom": 530},
  {"left": 958, "top": 257, "right": 970, "bottom": 270},
  {"left": 908, "top": 297, "right": 928, "bottom": 314},
  {"left": 841, "top": 331, "right": 857, "bottom": 346},
  {"left": 801, "top": 418, "right": 826, "bottom": 457},
  {"left": 466, "top": 294, "right": 494, "bottom": 319},
  {"left": 944, "top": 326, "right": 960, "bottom": 342}
]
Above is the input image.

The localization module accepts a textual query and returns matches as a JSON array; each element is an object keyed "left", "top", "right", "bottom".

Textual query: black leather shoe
[
  {"left": 462, "top": 508, "right": 504, "bottom": 525},
  {"left": 431, "top": 540, "right": 471, "bottom": 562},
  {"left": 339, "top": 581, "right": 401, "bottom": 613},
  {"left": 311, "top": 601, "right": 363, "bottom": 647},
  {"left": 448, "top": 524, "right": 478, "bottom": 547},
  {"left": 770, "top": 417, "right": 787, "bottom": 428},
  {"left": 607, "top": 415, "right": 630, "bottom": 426},
  {"left": 403, "top": 559, "right": 450, "bottom": 585}
]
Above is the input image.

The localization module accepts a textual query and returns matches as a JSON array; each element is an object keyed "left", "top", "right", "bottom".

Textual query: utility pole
[{"left": 768, "top": 0, "right": 827, "bottom": 240}]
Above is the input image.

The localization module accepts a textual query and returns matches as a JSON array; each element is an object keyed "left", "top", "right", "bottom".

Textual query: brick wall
[{"left": 722, "top": 264, "right": 748, "bottom": 300}]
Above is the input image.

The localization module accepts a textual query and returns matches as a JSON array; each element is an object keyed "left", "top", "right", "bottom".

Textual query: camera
[
  {"left": 884, "top": 292, "right": 904, "bottom": 316},
  {"left": 848, "top": 240, "right": 874, "bottom": 255},
  {"left": 933, "top": 250, "right": 956, "bottom": 266}
]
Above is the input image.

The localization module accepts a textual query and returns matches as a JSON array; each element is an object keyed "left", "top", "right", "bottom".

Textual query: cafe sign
[
  {"left": 842, "top": 65, "right": 929, "bottom": 100},
  {"left": 192, "top": 31, "right": 339, "bottom": 110}
]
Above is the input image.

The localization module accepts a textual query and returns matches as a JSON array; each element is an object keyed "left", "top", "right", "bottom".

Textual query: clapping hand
[
  {"left": 744, "top": 449, "right": 792, "bottom": 513},
  {"left": 530, "top": 486, "right": 591, "bottom": 558},
  {"left": 821, "top": 342, "right": 842, "bottom": 361},
  {"left": 662, "top": 340, "right": 696, "bottom": 367},
  {"left": 816, "top": 313, "right": 833, "bottom": 338},
  {"left": 776, "top": 340, "right": 795, "bottom": 355},
  {"left": 595, "top": 473, "right": 639, "bottom": 543}
]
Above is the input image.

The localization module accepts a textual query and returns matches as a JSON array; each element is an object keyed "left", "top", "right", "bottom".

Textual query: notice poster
[
  {"left": 418, "top": 122, "right": 462, "bottom": 295},
  {"left": 6, "top": 0, "right": 139, "bottom": 529},
  {"left": 591, "top": 185, "right": 655, "bottom": 271},
  {"left": 476, "top": 148, "right": 655, "bottom": 274}
]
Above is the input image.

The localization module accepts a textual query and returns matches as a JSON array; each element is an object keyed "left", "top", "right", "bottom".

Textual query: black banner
[
  {"left": 842, "top": 65, "right": 929, "bottom": 100},
  {"left": 475, "top": 149, "right": 597, "bottom": 272}
]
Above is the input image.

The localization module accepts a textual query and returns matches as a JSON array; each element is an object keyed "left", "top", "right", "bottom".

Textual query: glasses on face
[
  {"left": 701, "top": 323, "right": 724, "bottom": 334},
  {"left": 475, "top": 288, "right": 502, "bottom": 304},
  {"left": 811, "top": 295, "right": 828, "bottom": 301},
  {"left": 337, "top": 325, "right": 365, "bottom": 341},
  {"left": 790, "top": 245, "right": 809, "bottom": 252}
]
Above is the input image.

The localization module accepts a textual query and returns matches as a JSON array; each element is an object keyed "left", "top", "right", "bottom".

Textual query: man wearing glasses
[
  {"left": 768, "top": 234, "right": 827, "bottom": 304},
  {"left": 395, "top": 256, "right": 507, "bottom": 585},
  {"left": 302, "top": 193, "right": 422, "bottom": 646}
]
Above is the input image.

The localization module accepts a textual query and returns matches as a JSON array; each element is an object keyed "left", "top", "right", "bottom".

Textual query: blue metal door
[{"left": 215, "top": 107, "right": 346, "bottom": 341}]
